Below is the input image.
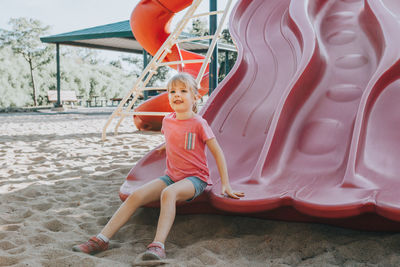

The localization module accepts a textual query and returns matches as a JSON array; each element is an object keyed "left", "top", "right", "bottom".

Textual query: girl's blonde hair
[{"left": 167, "top": 72, "right": 200, "bottom": 113}]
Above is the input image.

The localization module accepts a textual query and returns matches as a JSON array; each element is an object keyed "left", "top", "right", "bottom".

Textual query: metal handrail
[
  {"left": 176, "top": 35, "right": 215, "bottom": 43},
  {"left": 191, "top": 10, "right": 224, "bottom": 19},
  {"left": 158, "top": 59, "right": 206, "bottom": 66}
]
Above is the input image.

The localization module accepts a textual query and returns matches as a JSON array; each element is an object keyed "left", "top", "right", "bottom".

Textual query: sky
[
  {"left": 0, "top": 0, "right": 232, "bottom": 35},
  {"left": 0, "top": 0, "right": 234, "bottom": 62}
]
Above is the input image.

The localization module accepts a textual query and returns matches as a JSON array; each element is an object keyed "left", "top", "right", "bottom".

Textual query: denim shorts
[{"left": 159, "top": 175, "right": 208, "bottom": 202}]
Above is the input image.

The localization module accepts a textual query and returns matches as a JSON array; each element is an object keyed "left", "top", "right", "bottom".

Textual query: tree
[
  {"left": 189, "top": 18, "right": 208, "bottom": 36},
  {"left": 0, "top": 18, "right": 53, "bottom": 106},
  {"left": 221, "top": 28, "right": 234, "bottom": 44},
  {"left": 109, "top": 59, "right": 122, "bottom": 69},
  {"left": 187, "top": 18, "right": 237, "bottom": 83},
  {"left": 121, "top": 54, "right": 170, "bottom": 87},
  {"left": 218, "top": 28, "right": 237, "bottom": 82}
]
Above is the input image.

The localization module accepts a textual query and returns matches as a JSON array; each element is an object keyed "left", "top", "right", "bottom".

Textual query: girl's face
[{"left": 168, "top": 81, "right": 197, "bottom": 114}]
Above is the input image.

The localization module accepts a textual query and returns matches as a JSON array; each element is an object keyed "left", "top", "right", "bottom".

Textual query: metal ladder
[{"left": 102, "top": 0, "right": 234, "bottom": 141}]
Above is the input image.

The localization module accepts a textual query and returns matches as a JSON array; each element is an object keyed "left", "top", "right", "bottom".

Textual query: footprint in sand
[
  {"left": 32, "top": 203, "right": 53, "bottom": 212},
  {"left": 4, "top": 195, "right": 27, "bottom": 203},
  {"left": 69, "top": 193, "right": 86, "bottom": 201},
  {"left": 94, "top": 166, "right": 110, "bottom": 172},
  {"left": 31, "top": 156, "right": 46, "bottom": 163},
  {"left": 132, "top": 156, "right": 143, "bottom": 162},
  {"left": 96, "top": 216, "right": 109, "bottom": 226},
  {"left": 82, "top": 203, "right": 108, "bottom": 212},
  {"left": 86, "top": 191, "right": 95, "bottom": 198},
  {"left": 0, "top": 240, "right": 17, "bottom": 251},
  {"left": 42, "top": 255, "right": 96, "bottom": 267},
  {"left": 0, "top": 232, "right": 6, "bottom": 240},
  {"left": 79, "top": 182, "right": 89, "bottom": 188},
  {"left": 66, "top": 185, "right": 78, "bottom": 191},
  {"left": 23, "top": 209, "right": 33, "bottom": 218},
  {"left": 28, "top": 233, "right": 55, "bottom": 245},
  {"left": 0, "top": 256, "right": 19, "bottom": 266},
  {"left": 78, "top": 222, "right": 98, "bottom": 235},
  {"left": 195, "top": 251, "right": 220, "bottom": 265},
  {"left": 56, "top": 209, "right": 73, "bottom": 216},
  {"left": 54, "top": 196, "right": 69, "bottom": 202},
  {"left": 107, "top": 200, "right": 121, "bottom": 206},
  {"left": 7, "top": 246, "right": 26, "bottom": 255},
  {"left": 67, "top": 201, "right": 80, "bottom": 208},
  {"left": 54, "top": 161, "right": 63, "bottom": 167},
  {"left": 46, "top": 173, "right": 55, "bottom": 178},
  {"left": 22, "top": 188, "right": 42, "bottom": 198},
  {"left": 55, "top": 189, "right": 65, "bottom": 194},
  {"left": 132, "top": 259, "right": 173, "bottom": 266},
  {"left": 2, "top": 225, "right": 21, "bottom": 231},
  {"left": 43, "top": 219, "right": 69, "bottom": 232}
]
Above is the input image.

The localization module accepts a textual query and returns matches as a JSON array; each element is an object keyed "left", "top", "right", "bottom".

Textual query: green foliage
[
  {"left": 0, "top": 17, "right": 148, "bottom": 108},
  {"left": 57, "top": 49, "right": 139, "bottom": 100},
  {"left": 189, "top": 18, "right": 208, "bottom": 36},
  {"left": 187, "top": 18, "right": 237, "bottom": 83},
  {"left": 122, "top": 55, "right": 170, "bottom": 87},
  {"left": 0, "top": 45, "right": 140, "bottom": 108},
  {"left": 221, "top": 28, "right": 234, "bottom": 44},
  {"left": 0, "top": 47, "right": 31, "bottom": 107},
  {"left": 0, "top": 18, "right": 53, "bottom": 106},
  {"left": 218, "top": 28, "right": 237, "bottom": 82},
  {"left": 0, "top": 18, "right": 51, "bottom": 59},
  {"left": 109, "top": 60, "right": 122, "bottom": 69},
  {"left": 0, "top": 16, "right": 237, "bottom": 108}
]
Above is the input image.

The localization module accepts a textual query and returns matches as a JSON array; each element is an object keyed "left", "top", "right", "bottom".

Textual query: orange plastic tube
[{"left": 130, "top": 0, "right": 209, "bottom": 131}]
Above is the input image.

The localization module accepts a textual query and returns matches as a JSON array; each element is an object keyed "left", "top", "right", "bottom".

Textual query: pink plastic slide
[{"left": 121, "top": 0, "right": 400, "bottom": 231}]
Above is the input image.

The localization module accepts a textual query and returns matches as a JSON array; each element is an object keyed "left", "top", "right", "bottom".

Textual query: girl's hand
[
  {"left": 221, "top": 184, "right": 245, "bottom": 199},
  {"left": 156, "top": 144, "right": 166, "bottom": 154}
]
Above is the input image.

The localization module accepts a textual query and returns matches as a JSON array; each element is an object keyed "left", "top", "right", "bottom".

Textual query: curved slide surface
[
  {"left": 130, "top": 0, "right": 209, "bottom": 131},
  {"left": 121, "top": 0, "right": 400, "bottom": 231}
]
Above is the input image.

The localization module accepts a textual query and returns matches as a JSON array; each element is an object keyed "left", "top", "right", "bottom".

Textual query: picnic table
[
  {"left": 110, "top": 98, "right": 123, "bottom": 106},
  {"left": 47, "top": 90, "right": 78, "bottom": 106},
  {"left": 86, "top": 95, "right": 108, "bottom": 107}
]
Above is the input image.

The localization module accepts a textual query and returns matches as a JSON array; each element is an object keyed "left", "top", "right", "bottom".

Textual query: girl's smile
[{"left": 168, "top": 81, "right": 197, "bottom": 119}]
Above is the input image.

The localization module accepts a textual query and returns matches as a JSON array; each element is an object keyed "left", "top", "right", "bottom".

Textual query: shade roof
[{"left": 40, "top": 20, "right": 236, "bottom": 54}]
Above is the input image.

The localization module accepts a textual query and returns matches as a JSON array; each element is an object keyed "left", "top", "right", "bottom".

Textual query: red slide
[
  {"left": 121, "top": 0, "right": 400, "bottom": 231},
  {"left": 130, "top": 0, "right": 209, "bottom": 131}
]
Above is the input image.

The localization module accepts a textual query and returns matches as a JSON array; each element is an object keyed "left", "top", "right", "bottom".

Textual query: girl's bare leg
[
  {"left": 101, "top": 179, "right": 167, "bottom": 239},
  {"left": 153, "top": 179, "right": 195, "bottom": 244}
]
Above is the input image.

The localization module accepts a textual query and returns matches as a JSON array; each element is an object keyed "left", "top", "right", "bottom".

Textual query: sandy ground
[{"left": 1, "top": 111, "right": 400, "bottom": 267}]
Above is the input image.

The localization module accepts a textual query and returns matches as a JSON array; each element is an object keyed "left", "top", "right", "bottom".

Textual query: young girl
[{"left": 73, "top": 72, "right": 245, "bottom": 260}]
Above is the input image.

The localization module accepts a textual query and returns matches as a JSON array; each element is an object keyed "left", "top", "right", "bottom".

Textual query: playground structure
[
  {"left": 102, "top": 0, "right": 232, "bottom": 136},
  {"left": 119, "top": 0, "right": 400, "bottom": 231}
]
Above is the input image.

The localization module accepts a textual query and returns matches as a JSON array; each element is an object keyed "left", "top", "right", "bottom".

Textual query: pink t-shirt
[{"left": 161, "top": 113, "right": 215, "bottom": 185}]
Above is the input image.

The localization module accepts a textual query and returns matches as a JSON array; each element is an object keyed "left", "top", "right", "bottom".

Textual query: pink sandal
[
  {"left": 72, "top": 236, "right": 108, "bottom": 255},
  {"left": 142, "top": 242, "right": 166, "bottom": 260}
]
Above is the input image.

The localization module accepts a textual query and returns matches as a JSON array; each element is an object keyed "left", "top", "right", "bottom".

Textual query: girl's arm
[{"left": 206, "top": 138, "right": 245, "bottom": 199}]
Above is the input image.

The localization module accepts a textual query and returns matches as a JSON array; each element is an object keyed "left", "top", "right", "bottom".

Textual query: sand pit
[{"left": 1, "top": 112, "right": 400, "bottom": 266}]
